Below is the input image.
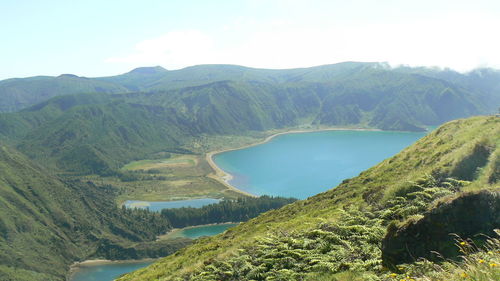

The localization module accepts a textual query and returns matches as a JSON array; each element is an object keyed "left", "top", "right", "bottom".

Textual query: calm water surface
[
  {"left": 124, "top": 198, "right": 220, "bottom": 212},
  {"left": 175, "top": 223, "right": 238, "bottom": 239},
  {"left": 70, "top": 261, "right": 154, "bottom": 281},
  {"left": 214, "top": 130, "right": 426, "bottom": 199},
  {"left": 71, "top": 224, "right": 237, "bottom": 281},
  {"left": 71, "top": 223, "right": 237, "bottom": 281}
]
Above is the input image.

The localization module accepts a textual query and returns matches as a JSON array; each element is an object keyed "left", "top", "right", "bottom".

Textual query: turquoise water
[
  {"left": 214, "top": 130, "right": 426, "bottom": 199},
  {"left": 70, "top": 224, "right": 237, "bottom": 281},
  {"left": 74, "top": 130, "right": 424, "bottom": 281},
  {"left": 70, "top": 261, "right": 154, "bottom": 281},
  {"left": 179, "top": 223, "right": 238, "bottom": 239},
  {"left": 124, "top": 198, "right": 220, "bottom": 212}
]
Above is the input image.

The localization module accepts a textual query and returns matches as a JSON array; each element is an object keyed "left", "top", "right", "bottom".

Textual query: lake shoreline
[
  {"left": 67, "top": 258, "right": 157, "bottom": 280},
  {"left": 206, "top": 126, "right": 381, "bottom": 197},
  {"left": 158, "top": 222, "right": 240, "bottom": 240},
  {"left": 69, "top": 222, "right": 239, "bottom": 280}
]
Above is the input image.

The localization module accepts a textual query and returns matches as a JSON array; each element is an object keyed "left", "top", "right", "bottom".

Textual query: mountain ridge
[
  {"left": 2, "top": 62, "right": 499, "bottom": 113},
  {"left": 0, "top": 65, "right": 494, "bottom": 175},
  {"left": 0, "top": 61, "right": 498, "bottom": 280}
]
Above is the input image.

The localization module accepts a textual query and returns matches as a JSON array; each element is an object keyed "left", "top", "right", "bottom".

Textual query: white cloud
[
  {"left": 105, "top": 30, "right": 216, "bottom": 68},
  {"left": 105, "top": 13, "right": 500, "bottom": 72}
]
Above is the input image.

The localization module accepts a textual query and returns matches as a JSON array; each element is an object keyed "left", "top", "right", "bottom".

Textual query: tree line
[{"left": 160, "top": 196, "right": 297, "bottom": 228}]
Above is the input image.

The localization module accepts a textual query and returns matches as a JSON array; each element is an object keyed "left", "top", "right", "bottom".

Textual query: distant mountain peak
[
  {"left": 57, "top": 74, "right": 80, "bottom": 78},
  {"left": 372, "top": 61, "right": 391, "bottom": 69},
  {"left": 129, "top": 66, "right": 167, "bottom": 75}
]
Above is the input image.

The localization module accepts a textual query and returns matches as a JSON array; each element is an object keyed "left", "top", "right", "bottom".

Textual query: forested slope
[{"left": 0, "top": 144, "right": 189, "bottom": 281}]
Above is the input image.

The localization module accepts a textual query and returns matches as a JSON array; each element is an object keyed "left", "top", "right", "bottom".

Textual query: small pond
[{"left": 124, "top": 198, "right": 220, "bottom": 212}]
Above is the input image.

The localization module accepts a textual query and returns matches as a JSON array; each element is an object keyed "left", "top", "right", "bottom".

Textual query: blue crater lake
[
  {"left": 73, "top": 129, "right": 425, "bottom": 281},
  {"left": 214, "top": 130, "right": 426, "bottom": 199},
  {"left": 124, "top": 198, "right": 220, "bottom": 212}
]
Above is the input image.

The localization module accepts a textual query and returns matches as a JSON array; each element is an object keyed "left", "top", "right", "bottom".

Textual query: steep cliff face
[{"left": 382, "top": 190, "right": 500, "bottom": 269}]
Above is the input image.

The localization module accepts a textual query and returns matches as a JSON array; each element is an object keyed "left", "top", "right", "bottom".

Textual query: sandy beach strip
[{"left": 71, "top": 258, "right": 157, "bottom": 267}]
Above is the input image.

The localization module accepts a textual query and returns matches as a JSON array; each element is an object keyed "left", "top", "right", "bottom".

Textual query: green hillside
[
  {"left": 0, "top": 63, "right": 498, "bottom": 280},
  {"left": 0, "top": 62, "right": 492, "bottom": 176},
  {"left": 118, "top": 116, "right": 500, "bottom": 281},
  {"left": 0, "top": 74, "right": 129, "bottom": 112},
  {"left": 2, "top": 62, "right": 498, "bottom": 118},
  {"left": 16, "top": 101, "right": 195, "bottom": 175},
  {"left": 0, "top": 143, "right": 190, "bottom": 281},
  {"left": 395, "top": 66, "right": 500, "bottom": 112}
]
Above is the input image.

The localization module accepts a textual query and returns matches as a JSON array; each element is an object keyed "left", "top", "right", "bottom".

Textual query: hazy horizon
[
  {"left": 2, "top": 0, "right": 500, "bottom": 80},
  {"left": 2, "top": 61, "right": 498, "bottom": 81}
]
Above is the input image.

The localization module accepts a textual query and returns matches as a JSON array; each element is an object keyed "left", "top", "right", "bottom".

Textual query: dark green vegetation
[
  {"left": 0, "top": 63, "right": 499, "bottom": 280},
  {"left": 0, "top": 143, "right": 191, "bottom": 281},
  {"left": 382, "top": 189, "right": 499, "bottom": 268},
  {"left": 1, "top": 63, "right": 498, "bottom": 177},
  {"left": 398, "top": 232, "right": 500, "bottom": 280},
  {"left": 2, "top": 94, "right": 193, "bottom": 175},
  {"left": 161, "top": 196, "right": 297, "bottom": 228},
  {"left": 118, "top": 116, "right": 499, "bottom": 280},
  {"left": 396, "top": 66, "right": 500, "bottom": 112},
  {"left": 0, "top": 141, "right": 295, "bottom": 280}
]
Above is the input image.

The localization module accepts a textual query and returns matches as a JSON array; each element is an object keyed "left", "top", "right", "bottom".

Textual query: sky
[{"left": 1, "top": 0, "right": 500, "bottom": 79}]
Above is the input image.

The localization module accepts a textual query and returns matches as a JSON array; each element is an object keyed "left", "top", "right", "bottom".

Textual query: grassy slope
[
  {"left": 119, "top": 116, "right": 499, "bottom": 280},
  {"left": 108, "top": 153, "right": 244, "bottom": 203}
]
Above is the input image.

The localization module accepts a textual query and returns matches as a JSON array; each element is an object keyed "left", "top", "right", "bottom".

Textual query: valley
[
  {"left": 81, "top": 126, "right": 425, "bottom": 208},
  {"left": 66, "top": 124, "right": 476, "bottom": 280},
  {"left": 0, "top": 63, "right": 498, "bottom": 281},
  {"left": 3, "top": 1, "right": 500, "bottom": 280}
]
